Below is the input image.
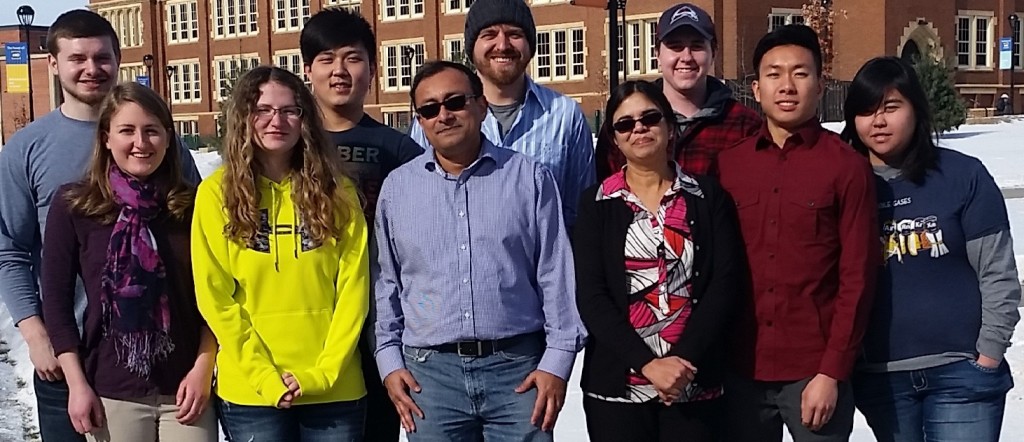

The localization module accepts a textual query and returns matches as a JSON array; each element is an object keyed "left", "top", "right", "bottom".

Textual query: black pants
[
  {"left": 360, "top": 333, "right": 400, "bottom": 441},
  {"left": 583, "top": 395, "right": 724, "bottom": 442},
  {"left": 724, "top": 375, "right": 855, "bottom": 442}
]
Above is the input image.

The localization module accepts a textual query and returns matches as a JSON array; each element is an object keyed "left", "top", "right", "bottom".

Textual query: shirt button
[
  {"left": 769, "top": 219, "right": 776, "bottom": 225},
  {"left": 460, "top": 244, "right": 467, "bottom": 250},
  {"left": 772, "top": 187, "right": 779, "bottom": 193},
  {"left": 692, "top": 298, "right": 700, "bottom": 305},
  {"left": 464, "top": 312, "right": 471, "bottom": 318},
  {"left": 769, "top": 253, "right": 775, "bottom": 259},
  {"left": 767, "top": 287, "right": 774, "bottom": 293},
  {"left": 694, "top": 271, "right": 700, "bottom": 277},
  {"left": 462, "top": 278, "right": 469, "bottom": 284},
  {"left": 766, "top": 320, "right": 774, "bottom": 327},
  {"left": 458, "top": 210, "right": 465, "bottom": 217}
]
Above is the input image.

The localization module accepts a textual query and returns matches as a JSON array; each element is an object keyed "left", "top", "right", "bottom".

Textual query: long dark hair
[
  {"left": 601, "top": 80, "right": 678, "bottom": 140},
  {"left": 841, "top": 56, "right": 938, "bottom": 184}
]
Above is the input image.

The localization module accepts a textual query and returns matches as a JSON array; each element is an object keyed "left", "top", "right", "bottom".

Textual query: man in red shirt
[
  {"left": 595, "top": 3, "right": 760, "bottom": 180},
  {"left": 717, "top": 25, "right": 878, "bottom": 442}
]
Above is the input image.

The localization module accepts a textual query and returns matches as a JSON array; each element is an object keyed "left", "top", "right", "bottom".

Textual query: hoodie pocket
[{"left": 251, "top": 309, "right": 332, "bottom": 368}]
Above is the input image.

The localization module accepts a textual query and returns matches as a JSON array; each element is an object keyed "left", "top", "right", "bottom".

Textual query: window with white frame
[
  {"left": 382, "top": 110, "right": 412, "bottom": 130},
  {"left": 212, "top": 0, "right": 260, "bottom": 38},
  {"left": 531, "top": 0, "right": 568, "bottom": 5},
  {"left": 175, "top": 120, "right": 200, "bottom": 137},
  {"left": 444, "top": 37, "right": 464, "bottom": 61},
  {"left": 381, "top": 0, "right": 424, "bottom": 21},
  {"left": 380, "top": 42, "right": 425, "bottom": 92},
  {"left": 615, "top": 18, "right": 659, "bottom": 77},
  {"left": 1013, "top": 15, "right": 1022, "bottom": 68},
  {"left": 169, "top": 61, "right": 202, "bottom": 104},
  {"left": 956, "top": 13, "right": 993, "bottom": 68},
  {"left": 275, "top": 0, "right": 311, "bottom": 32},
  {"left": 446, "top": 0, "right": 473, "bottom": 14},
  {"left": 533, "top": 26, "right": 585, "bottom": 83},
  {"left": 118, "top": 64, "right": 146, "bottom": 84},
  {"left": 167, "top": 1, "right": 200, "bottom": 43},
  {"left": 99, "top": 5, "right": 143, "bottom": 48},
  {"left": 274, "top": 51, "right": 312, "bottom": 87},
  {"left": 324, "top": 0, "right": 361, "bottom": 14},
  {"left": 768, "top": 8, "right": 805, "bottom": 31},
  {"left": 215, "top": 56, "right": 261, "bottom": 100}
]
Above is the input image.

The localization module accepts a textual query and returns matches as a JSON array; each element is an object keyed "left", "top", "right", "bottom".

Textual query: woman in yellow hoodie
[{"left": 191, "top": 66, "right": 369, "bottom": 441}]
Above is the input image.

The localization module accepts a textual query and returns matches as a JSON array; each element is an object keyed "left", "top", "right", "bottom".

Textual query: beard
[
  {"left": 60, "top": 76, "right": 113, "bottom": 106},
  {"left": 474, "top": 48, "right": 530, "bottom": 86}
]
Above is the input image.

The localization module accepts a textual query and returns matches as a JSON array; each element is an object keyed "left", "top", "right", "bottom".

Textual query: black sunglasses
[
  {"left": 415, "top": 94, "right": 478, "bottom": 119},
  {"left": 611, "top": 112, "right": 665, "bottom": 133}
]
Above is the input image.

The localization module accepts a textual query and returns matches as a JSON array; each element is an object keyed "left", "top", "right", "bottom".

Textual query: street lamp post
[
  {"left": 143, "top": 54, "right": 154, "bottom": 88},
  {"left": 16, "top": 5, "right": 35, "bottom": 122},
  {"left": 166, "top": 65, "right": 178, "bottom": 116},
  {"left": 402, "top": 46, "right": 416, "bottom": 118},
  {"left": 1010, "top": 14, "right": 1019, "bottom": 115}
]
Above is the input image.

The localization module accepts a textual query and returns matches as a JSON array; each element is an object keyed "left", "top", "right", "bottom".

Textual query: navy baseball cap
[{"left": 657, "top": 3, "right": 716, "bottom": 43}]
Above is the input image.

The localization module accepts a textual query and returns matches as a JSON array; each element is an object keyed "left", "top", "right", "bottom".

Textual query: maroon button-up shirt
[{"left": 717, "top": 120, "right": 879, "bottom": 382}]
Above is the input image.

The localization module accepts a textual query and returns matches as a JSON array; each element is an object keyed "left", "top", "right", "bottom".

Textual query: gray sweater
[{"left": 0, "top": 109, "right": 201, "bottom": 326}]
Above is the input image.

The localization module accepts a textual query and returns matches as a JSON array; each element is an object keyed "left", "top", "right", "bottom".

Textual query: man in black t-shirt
[{"left": 302, "top": 9, "right": 423, "bottom": 441}]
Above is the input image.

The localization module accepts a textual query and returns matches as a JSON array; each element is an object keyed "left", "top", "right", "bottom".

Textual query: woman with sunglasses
[
  {"left": 841, "top": 57, "right": 1018, "bottom": 442},
  {"left": 191, "top": 66, "right": 369, "bottom": 440},
  {"left": 573, "top": 80, "right": 746, "bottom": 441}
]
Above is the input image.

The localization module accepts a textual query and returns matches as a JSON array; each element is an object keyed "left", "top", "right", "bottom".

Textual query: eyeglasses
[
  {"left": 254, "top": 106, "right": 303, "bottom": 121},
  {"left": 415, "top": 94, "right": 477, "bottom": 119},
  {"left": 611, "top": 112, "right": 665, "bottom": 133}
]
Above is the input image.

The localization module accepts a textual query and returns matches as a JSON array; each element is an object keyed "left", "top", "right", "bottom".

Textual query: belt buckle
[{"left": 457, "top": 341, "right": 483, "bottom": 357}]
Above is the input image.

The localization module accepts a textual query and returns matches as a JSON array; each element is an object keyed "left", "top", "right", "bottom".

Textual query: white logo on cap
[{"left": 671, "top": 6, "right": 699, "bottom": 24}]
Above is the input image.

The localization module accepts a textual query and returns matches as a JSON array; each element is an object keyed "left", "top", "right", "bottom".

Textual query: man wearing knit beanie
[{"left": 409, "top": 0, "right": 595, "bottom": 229}]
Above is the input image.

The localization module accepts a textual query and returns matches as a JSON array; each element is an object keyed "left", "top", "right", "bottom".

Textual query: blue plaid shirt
[
  {"left": 410, "top": 76, "right": 595, "bottom": 227},
  {"left": 373, "top": 139, "right": 586, "bottom": 381}
]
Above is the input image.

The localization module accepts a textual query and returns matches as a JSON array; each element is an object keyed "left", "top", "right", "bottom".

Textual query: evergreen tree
[{"left": 913, "top": 55, "right": 967, "bottom": 133}]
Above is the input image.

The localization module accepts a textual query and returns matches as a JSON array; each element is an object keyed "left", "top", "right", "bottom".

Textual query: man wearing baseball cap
[
  {"left": 409, "top": 0, "right": 595, "bottom": 230},
  {"left": 596, "top": 2, "right": 761, "bottom": 180}
]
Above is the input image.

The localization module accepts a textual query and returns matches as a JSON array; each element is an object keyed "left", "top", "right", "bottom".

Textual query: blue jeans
[
  {"left": 34, "top": 373, "right": 85, "bottom": 442},
  {"left": 217, "top": 397, "right": 366, "bottom": 441},
  {"left": 853, "top": 359, "right": 1013, "bottom": 442},
  {"left": 403, "top": 335, "right": 552, "bottom": 442}
]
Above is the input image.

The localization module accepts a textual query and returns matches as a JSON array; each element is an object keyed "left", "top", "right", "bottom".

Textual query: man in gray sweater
[{"left": 0, "top": 11, "right": 199, "bottom": 441}]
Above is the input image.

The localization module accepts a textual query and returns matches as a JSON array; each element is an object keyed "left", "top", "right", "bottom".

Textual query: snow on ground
[{"left": 8, "top": 120, "right": 1024, "bottom": 441}]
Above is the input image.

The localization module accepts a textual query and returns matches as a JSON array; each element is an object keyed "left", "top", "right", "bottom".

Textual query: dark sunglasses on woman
[
  {"left": 415, "top": 94, "right": 478, "bottom": 119},
  {"left": 611, "top": 111, "right": 665, "bottom": 134}
]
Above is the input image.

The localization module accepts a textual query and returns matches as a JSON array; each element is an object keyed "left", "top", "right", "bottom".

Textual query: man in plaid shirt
[{"left": 596, "top": 3, "right": 761, "bottom": 179}]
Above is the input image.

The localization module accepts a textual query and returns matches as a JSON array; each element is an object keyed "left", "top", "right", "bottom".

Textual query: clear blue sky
[{"left": 0, "top": 1, "right": 88, "bottom": 27}]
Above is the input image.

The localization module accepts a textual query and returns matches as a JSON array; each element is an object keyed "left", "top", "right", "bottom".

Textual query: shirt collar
[
  {"left": 596, "top": 162, "right": 703, "bottom": 201},
  {"left": 754, "top": 118, "right": 823, "bottom": 150},
  {"left": 522, "top": 76, "right": 548, "bottom": 112},
  {"left": 421, "top": 136, "right": 499, "bottom": 177}
]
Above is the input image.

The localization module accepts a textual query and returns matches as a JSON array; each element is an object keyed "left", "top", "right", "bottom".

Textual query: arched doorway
[{"left": 901, "top": 40, "right": 922, "bottom": 63}]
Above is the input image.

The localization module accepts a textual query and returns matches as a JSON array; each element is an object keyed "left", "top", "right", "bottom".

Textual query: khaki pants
[{"left": 86, "top": 395, "right": 217, "bottom": 442}]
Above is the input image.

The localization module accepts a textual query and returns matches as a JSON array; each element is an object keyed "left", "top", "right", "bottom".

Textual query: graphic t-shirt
[
  {"left": 863, "top": 148, "right": 1009, "bottom": 366},
  {"left": 329, "top": 115, "right": 424, "bottom": 222}
]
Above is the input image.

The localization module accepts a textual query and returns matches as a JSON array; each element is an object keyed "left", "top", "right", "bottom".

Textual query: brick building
[
  {"left": 0, "top": 24, "right": 58, "bottom": 143},
  {"left": 3, "top": 0, "right": 1024, "bottom": 143}
]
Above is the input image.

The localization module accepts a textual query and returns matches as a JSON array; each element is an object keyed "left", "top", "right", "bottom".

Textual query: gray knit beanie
[{"left": 464, "top": 0, "right": 537, "bottom": 58}]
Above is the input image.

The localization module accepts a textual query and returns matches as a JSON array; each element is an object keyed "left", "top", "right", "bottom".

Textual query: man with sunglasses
[
  {"left": 300, "top": 10, "right": 423, "bottom": 441},
  {"left": 408, "top": 0, "right": 595, "bottom": 229},
  {"left": 596, "top": 3, "right": 761, "bottom": 180},
  {"left": 373, "top": 60, "right": 586, "bottom": 441}
]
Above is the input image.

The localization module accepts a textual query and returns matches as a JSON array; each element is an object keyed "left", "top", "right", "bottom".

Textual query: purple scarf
[{"left": 101, "top": 165, "right": 174, "bottom": 378}]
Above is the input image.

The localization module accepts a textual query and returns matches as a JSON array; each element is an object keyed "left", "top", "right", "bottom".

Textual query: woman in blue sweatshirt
[{"left": 841, "top": 56, "right": 1019, "bottom": 442}]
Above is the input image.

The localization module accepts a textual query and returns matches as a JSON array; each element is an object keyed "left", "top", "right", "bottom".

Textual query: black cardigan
[{"left": 573, "top": 174, "right": 748, "bottom": 398}]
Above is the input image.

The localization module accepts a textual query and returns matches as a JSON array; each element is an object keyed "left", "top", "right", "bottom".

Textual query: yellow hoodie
[{"left": 191, "top": 168, "right": 368, "bottom": 406}]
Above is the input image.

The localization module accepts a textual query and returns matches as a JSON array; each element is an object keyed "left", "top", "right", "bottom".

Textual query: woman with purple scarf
[{"left": 41, "top": 83, "right": 217, "bottom": 441}]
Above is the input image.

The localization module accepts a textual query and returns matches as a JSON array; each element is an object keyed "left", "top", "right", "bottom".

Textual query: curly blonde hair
[
  {"left": 220, "top": 66, "right": 355, "bottom": 244},
  {"left": 64, "top": 82, "right": 194, "bottom": 224}
]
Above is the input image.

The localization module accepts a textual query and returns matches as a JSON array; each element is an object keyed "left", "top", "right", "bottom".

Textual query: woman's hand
[
  {"left": 175, "top": 361, "right": 214, "bottom": 424},
  {"left": 67, "top": 384, "right": 105, "bottom": 434},
  {"left": 277, "top": 372, "right": 303, "bottom": 408}
]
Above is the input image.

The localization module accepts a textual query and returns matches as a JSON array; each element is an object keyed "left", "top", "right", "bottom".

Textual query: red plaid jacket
[{"left": 596, "top": 97, "right": 762, "bottom": 180}]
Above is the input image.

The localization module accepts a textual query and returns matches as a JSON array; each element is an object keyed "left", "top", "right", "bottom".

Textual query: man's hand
[
  {"left": 515, "top": 370, "right": 567, "bottom": 432},
  {"left": 641, "top": 357, "right": 697, "bottom": 404},
  {"left": 384, "top": 369, "right": 424, "bottom": 433},
  {"left": 67, "top": 383, "right": 104, "bottom": 434},
  {"left": 976, "top": 354, "right": 1001, "bottom": 369},
  {"left": 175, "top": 363, "right": 214, "bottom": 424},
  {"left": 20, "top": 317, "right": 63, "bottom": 382},
  {"left": 801, "top": 373, "right": 839, "bottom": 432}
]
